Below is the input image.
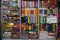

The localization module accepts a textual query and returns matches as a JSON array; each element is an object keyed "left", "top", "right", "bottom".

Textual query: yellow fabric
[
  {"left": 40, "top": 16, "right": 42, "bottom": 23},
  {"left": 36, "top": 23, "right": 38, "bottom": 26},
  {"left": 29, "top": 26, "right": 31, "bottom": 30},
  {"left": 24, "top": 26, "right": 26, "bottom": 30},
  {"left": 53, "top": 24, "right": 56, "bottom": 32}
]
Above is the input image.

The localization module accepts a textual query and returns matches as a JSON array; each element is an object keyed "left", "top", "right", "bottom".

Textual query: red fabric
[
  {"left": 21, "top": 9, "right": 25, "bottom": 14},
  {"left": 58, "top": 14, "right": 60, "bottom": 19},
  {"left": 34, "top": 1, "right": 36, "bottom": 7},
  {"left": 52, "top": 0, "right": 56, "bottom": 7},
  {"left": 26, "top": 25, "right": 28, "bottom": 30}
]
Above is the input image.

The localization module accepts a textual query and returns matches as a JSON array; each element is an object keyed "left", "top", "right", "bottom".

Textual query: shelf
[
  {"left": 22, "top": 8, "right": 38, "bottom": 10},
  {"left": 39, "top": 8, "right": 46, "bottom": 10},
  {"left": 1, "top": 0, "right": 57, "bottom": 39}
]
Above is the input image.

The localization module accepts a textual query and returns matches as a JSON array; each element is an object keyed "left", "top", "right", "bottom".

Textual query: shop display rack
[{"left": 1, "top": 0, "right": 58, "bottom": 39}]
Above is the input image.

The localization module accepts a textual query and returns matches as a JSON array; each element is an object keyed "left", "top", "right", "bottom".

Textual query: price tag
[{"left": 47, "top": 16, "right": 57, "bottom": 23}]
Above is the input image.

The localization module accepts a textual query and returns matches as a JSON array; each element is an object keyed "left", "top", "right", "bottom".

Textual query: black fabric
[{"left": 21, "top": 17, "right": 28, "bottom": 23}]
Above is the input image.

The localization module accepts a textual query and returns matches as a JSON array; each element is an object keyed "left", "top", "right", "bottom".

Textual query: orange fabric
[
  {"left": 14, "top": 24, "right": 20, "bottom": 27},
  {"left": 28, "top": 9, "right": 31, "bottom": 15},
  {"left": 25, "top": 9, "right": 28, "bottom": 15},
  {"left": 21, "top": 24, "right": 24, "bottom": 27},
  {"left": 34, "top": 8, "right": 38, "bottom": 16},
  {"left": 25, "top": 9, "right": 31, "bottom": 15},
  {"left": 28, "top": 16, "right": 30, "bottom": 23}
]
